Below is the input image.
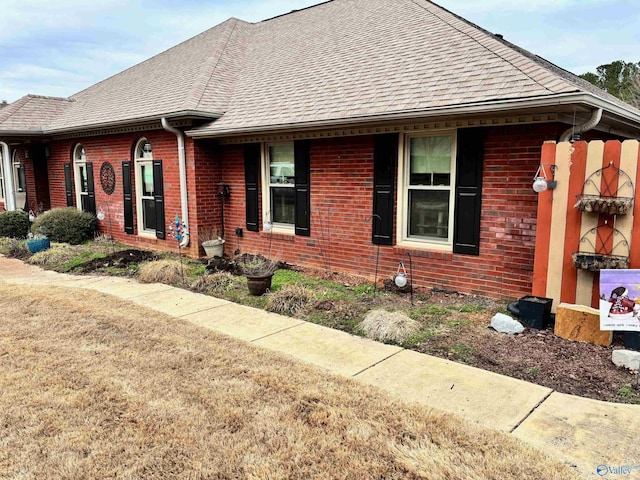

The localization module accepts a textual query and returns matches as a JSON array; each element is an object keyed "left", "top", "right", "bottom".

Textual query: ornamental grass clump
[
  {"left": 191, "top": 272, "right": 237, "bottom": 295},
  {"left": 238, "top": 254, "right": 278, "bottom": 277},
  {"left": 27, "top": 243, "right": 77, "bottom": 266},
  {"left": 137, "top": 260, "right": 184, "bottom": 285},
  {"left": 4, "top": 238, "right": 31, "bottom": 260},
  {"left": 359, "top": 309, "right": 421, "bottom": 344},
  {"left": 0, "top": 210, "right": 31, "bottom": 239},
  {"left": 267, "top": 284, "right": 314, "bottom": 315},
  {"left": 31, "top": 207, "right": 96, "bottom": 244}
]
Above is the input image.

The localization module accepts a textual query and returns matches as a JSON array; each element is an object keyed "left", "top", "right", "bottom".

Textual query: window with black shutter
[
  {"left": 64, "top": 163, "right": 74, "bottom": 207},
  {"left": 294, "top": 140, "right": 311, "bottom": 236},
  {"left": 122, "top": 161, "right": 134, "bottom": 234},
  {"left": 153, "top": 160, "right": 165, "bottom": 239}
]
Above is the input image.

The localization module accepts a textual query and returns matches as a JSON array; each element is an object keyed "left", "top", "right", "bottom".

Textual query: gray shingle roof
[
  {"left": 1, "top": 0, "right": 638, "bottom": 136},
  {"left": 0, "top": 95, "right": 73, "bottom": 133}
]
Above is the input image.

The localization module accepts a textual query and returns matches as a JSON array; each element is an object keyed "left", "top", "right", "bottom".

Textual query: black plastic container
[
  {"left": 623, "top": 332, "right": 640, "bottom": 351},
  {"left": 518, "top": 296, "right": 553, "bottom": 329}
]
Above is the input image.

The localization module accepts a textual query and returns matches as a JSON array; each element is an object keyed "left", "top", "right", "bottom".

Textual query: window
[
  {"left": 400, "top": 133, "right": 456, "bottom": 246},
  {"left": 263, "top": 143, "right": 295, "bottom": 227},
  {"left": 13, "top": 150, "right": 27, "bottom": 210},
  {"left": 0, "top": 150, "right": 4, "bottom": 200},
  {"left": 72, "top": 143, "right": 89, "bottom": 211},
  {"left": 134, "top": 138, "right": 156, "bottom": 234}
]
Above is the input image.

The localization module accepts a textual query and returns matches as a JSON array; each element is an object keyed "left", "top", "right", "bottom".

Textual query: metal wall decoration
[
  {"left": 572, "top": 221, "right": 630, "bottom": 271},
  {"left": 100, "top": 162, "right": 116, "bottom": 195},
  {"left": 575, "top": 162, "right": 635, "bottom": 215}
]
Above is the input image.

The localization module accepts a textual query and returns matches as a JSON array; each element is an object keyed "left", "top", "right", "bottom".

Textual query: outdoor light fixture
[
  {"left": 394, "top": 252, "right": 413, "bottom": 305},
  {"left": 217, "top": 182, "right": 230, "bottom": 198},
  {"left": 532, "top": 164, "right": 557, "bottom": 193}
]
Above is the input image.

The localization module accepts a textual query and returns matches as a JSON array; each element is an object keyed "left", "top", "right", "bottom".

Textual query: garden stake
[{"left": 168, "top": 215, "right": 188, "bottom": 287}]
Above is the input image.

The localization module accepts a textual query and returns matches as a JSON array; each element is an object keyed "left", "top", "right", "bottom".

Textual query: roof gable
[{"left": 0, "top": 95, "right": 73, "bottom": 133}]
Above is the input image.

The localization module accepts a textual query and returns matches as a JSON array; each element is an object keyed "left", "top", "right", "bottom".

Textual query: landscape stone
[
  {"left": 490, "top": 313, "right": 524, "bottom": 334},
  {"left": 612, "top": 350, "right": 640, "bottom": 370},
  {"left": 554, "top": 303, "right": 612, "bottom": 347}
]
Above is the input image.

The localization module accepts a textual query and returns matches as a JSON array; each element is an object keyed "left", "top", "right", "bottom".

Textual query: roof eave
[
  {"left": 187, "top": 92, "right": 640, "bottom": 138},
  {"left": 43, "top": 110, "right": 223, "bottom": 135}
]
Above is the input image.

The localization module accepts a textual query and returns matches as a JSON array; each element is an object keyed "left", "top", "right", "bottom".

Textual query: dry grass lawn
[{"left": 0, "top": 283, "right": 578, "bottom": 479}]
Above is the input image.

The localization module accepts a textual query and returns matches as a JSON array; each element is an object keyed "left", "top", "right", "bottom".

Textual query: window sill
[
  {"left": 393, "top": 240, "right": 453, "bottom": 260},
  {"left": 138, "top": 231, "right": 157, "bottom": 240},
  {"left": 260, "top": 228, "right": 295, "bottom": 242}
]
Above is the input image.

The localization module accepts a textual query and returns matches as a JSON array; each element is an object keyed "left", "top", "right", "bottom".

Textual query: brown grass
[
  {"left": 0, "top": 283, "right": 578, "bottom": 480},
  {"left": 267, "top": 284, "right": 314, "bottom": 315},
  {"left": 137, "top": 259, "right": 184, "bottom": 284}
]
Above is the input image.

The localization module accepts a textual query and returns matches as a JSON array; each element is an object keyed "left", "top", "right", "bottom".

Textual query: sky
[{"left": 1, "top": 0, "right": 638, "bottom": 103}]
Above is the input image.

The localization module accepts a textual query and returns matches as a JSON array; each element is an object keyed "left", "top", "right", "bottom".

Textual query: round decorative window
[{"left": 100, "top": 162, "right": 116, "bottom": 195}]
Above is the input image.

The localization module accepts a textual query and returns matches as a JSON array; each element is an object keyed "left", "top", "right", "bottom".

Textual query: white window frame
[
  {"left": 261, "top": 142, "right": 295, "bottom": 234},
  {"left": 396, "top": 130, "right": 457, "bottom": 251},
  {"left": 0, "top": 150, "right": 4, "bottom": 201},
  {"left": 12, "top": 150, "right": 25, "bottom": 193},
  {"left": 134, "top": 137, "right": 156, "bottom": 237},
  {"left": 72, "top": 143, "right": 89, "bottom": 211}
]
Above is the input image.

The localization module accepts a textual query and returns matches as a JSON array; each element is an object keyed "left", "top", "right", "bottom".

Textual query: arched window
[
  {"left": 12, "top": 150, "right": 27, "bottom": 210},
  {"left": 72, "top": 143, "right": 95, "bottom": 213},
  {"left": 134, "top": 138, "right": 157, "bottom": 234}
]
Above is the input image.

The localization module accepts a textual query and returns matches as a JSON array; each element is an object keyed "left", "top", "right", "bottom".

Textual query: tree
[{"left": 580, "top": 60, "right": 640, "bottom": 108}]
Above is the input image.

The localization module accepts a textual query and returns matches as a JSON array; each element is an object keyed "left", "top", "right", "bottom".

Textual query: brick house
[{"left": 1, "top": 0, "right": 640, "bottom": 299}]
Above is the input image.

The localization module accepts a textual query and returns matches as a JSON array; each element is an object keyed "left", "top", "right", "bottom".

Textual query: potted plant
[
  {"left": 200, "top": 227, "right": 225, "bottom": 258},
  {"left": 239, "top": 254, "right": 278, "bottom": 296},
  {"left": 26, "top": 230, "right": 50, "bottom": 254},
  {"left": 518, "top": 295, "right": 553, "bottom": 329}
]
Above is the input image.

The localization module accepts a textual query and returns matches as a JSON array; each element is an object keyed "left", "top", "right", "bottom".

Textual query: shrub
[
  {"left": 191, "top": 272, "right": 237, "bottom": 295},
  {"left": 267, "top": 284, "right": 314, "bottom": 315},
  {"left": 137, "top": 260, "right": 184, "bottom": 285},
  {"left": 0, "top": 210, "right": 31, "bottom": 239},
  {"left": 32, "top": 208, "right": 97, "bottom": 245},
  {"left": 359, "top": 310, "right": 421, "bottom": 344}
]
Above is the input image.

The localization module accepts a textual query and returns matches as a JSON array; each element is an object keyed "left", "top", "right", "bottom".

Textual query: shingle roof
[
  {"left": 1, "top": 0, "right": 638, "bottom": 136},
  {"left": 0, "top": 95, "right": 73, "bottom": 133}
]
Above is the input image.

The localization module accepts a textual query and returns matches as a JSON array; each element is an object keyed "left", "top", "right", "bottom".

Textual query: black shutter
[
  {"left": 244, "top": 143, "right": 260, "bottom": 232},
  {"left": 153, "top": 160, "right": 165, "bottom": 239},
  {"left": 64, "top": 163, "right": 74, "bottom": 206},
  {"left": 85, "top": 162, "right": 96, "bottom": 214},
  {"left": 122, "top": 161, "right": 134, "bottom": 234},
  {"left": 294, "top": 140, "right": 311, "bottom": 236},
  {"left": 372, "top": 133, "right": 398, "bottom": 245},
  {"left": 453, "top": 128, "right": 485, "bottom": 255}
]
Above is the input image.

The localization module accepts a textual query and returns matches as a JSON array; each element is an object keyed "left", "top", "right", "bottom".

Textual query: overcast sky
[{"left": 1, "top": 0, "right": 638, "bottom": 103}]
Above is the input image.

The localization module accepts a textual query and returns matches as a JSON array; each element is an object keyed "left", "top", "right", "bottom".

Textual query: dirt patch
[{"left": 74, "top": 249, "right": 159, "bottom": 273}]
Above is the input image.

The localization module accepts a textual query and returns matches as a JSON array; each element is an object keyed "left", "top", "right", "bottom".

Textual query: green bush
[
  {"left": 32, "top": 208, "right": 97, "bottom": 245},
  {"left": 0, "top": 210, "right": 31, "bottom": 239}
]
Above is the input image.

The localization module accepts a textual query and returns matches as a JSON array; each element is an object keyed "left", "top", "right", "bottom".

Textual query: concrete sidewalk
[{"left": 1, "top": 256, "right": 638, "bottom": 479}]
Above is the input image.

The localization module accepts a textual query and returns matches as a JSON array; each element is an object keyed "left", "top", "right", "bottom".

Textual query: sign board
[{"left": 599, "top": 269, "right": 640, "bottom": 332}]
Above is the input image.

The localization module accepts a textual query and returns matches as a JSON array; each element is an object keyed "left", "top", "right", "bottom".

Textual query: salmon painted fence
[{"left": 533, "top": 140, "right": 640, "bottom": 310}]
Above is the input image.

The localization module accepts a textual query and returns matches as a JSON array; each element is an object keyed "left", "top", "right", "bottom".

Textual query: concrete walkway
[{"left": 1, "top": 256, "right": 638, "bottom": 479}]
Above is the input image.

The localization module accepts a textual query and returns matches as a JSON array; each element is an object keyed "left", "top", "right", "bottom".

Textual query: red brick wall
[
  {"left": 215, "top": 124, "right": 571, "bottom": 299},
  {"left": 45, "top": 130, "right": 204, "bottom": 255}
]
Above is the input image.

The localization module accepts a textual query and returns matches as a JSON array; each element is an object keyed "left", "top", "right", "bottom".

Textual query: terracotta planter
[{"left": 246, "top": 273, "right": 273, "bottom": 296}]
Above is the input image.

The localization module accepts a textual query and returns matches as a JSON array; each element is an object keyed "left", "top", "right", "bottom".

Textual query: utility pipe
[
  {"left": 161, "top": 118, "right": 190, "bottom": 248},
  {"left": 0, "top": 141, "right": 15, "bottom": 211},
  {"left": 559, "top": 108, "right": 603, "bottom": 142}
]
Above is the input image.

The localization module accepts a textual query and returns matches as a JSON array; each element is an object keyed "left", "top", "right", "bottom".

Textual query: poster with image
[{"left": 599, "top": 269, "right": 640, "bottom": 332}]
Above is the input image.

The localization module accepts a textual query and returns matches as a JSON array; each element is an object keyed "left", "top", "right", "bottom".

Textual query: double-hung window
[
  {"left": 134, "top": 138, "right": 156, "bottom": 235},
  {"left": 402, "top": 133, "right": 456, "bottom": 246},
  {"left": 264, "top": 143, "right": 295, "bottom": 227}
]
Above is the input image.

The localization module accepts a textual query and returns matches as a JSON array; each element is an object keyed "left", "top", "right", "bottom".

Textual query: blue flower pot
[{"left": 27, "top": 238, "right": 51, "bottom": 254}]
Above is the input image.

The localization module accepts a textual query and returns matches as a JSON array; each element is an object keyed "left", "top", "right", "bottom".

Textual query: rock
[
  {"left": 490, "top": 313, "right": 524, "bottom": 334},
  {"left": 554, "top": 303, "right": 612, "bottom": 347},
  {"left": 612, "top": 350, "right": 640, "bottom": 371}
]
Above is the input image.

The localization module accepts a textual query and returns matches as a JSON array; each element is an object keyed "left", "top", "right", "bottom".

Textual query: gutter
[
  {"left": 186, "top": 92, "right": 640, "bottom": 138},
  {"left": 559, "top": 108, "right": 603, "bottom": 142},
  {"left": 161, "top": 118, "right": 190, "bottom": 248},
  {"left": 0, "top": 141, "right": 15, "bottom": 211}
]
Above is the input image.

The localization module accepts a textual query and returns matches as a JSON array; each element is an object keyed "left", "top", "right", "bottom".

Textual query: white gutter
[
  {"left": 161, "top": 118, "right": 190, "bottom": 248},
  {"left": 559, "top": 108, "right": 603, "bottom": 142},
  {"left": 187, "top": 92, "right": 640, "bottom": 138},
  {"left": 0, "top": 142, "right": 15, "bottom": 211}
]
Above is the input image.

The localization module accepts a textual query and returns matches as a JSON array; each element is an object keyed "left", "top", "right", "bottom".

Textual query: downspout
[
  {"left": 0, "top": 141, "right": 15, "bottom": 211},
  {"left": 161, "top": 118, "right": 190, "bottom": 248},
  {"left": 559, "top": 108, "right": 603, "bottom": 142}
]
